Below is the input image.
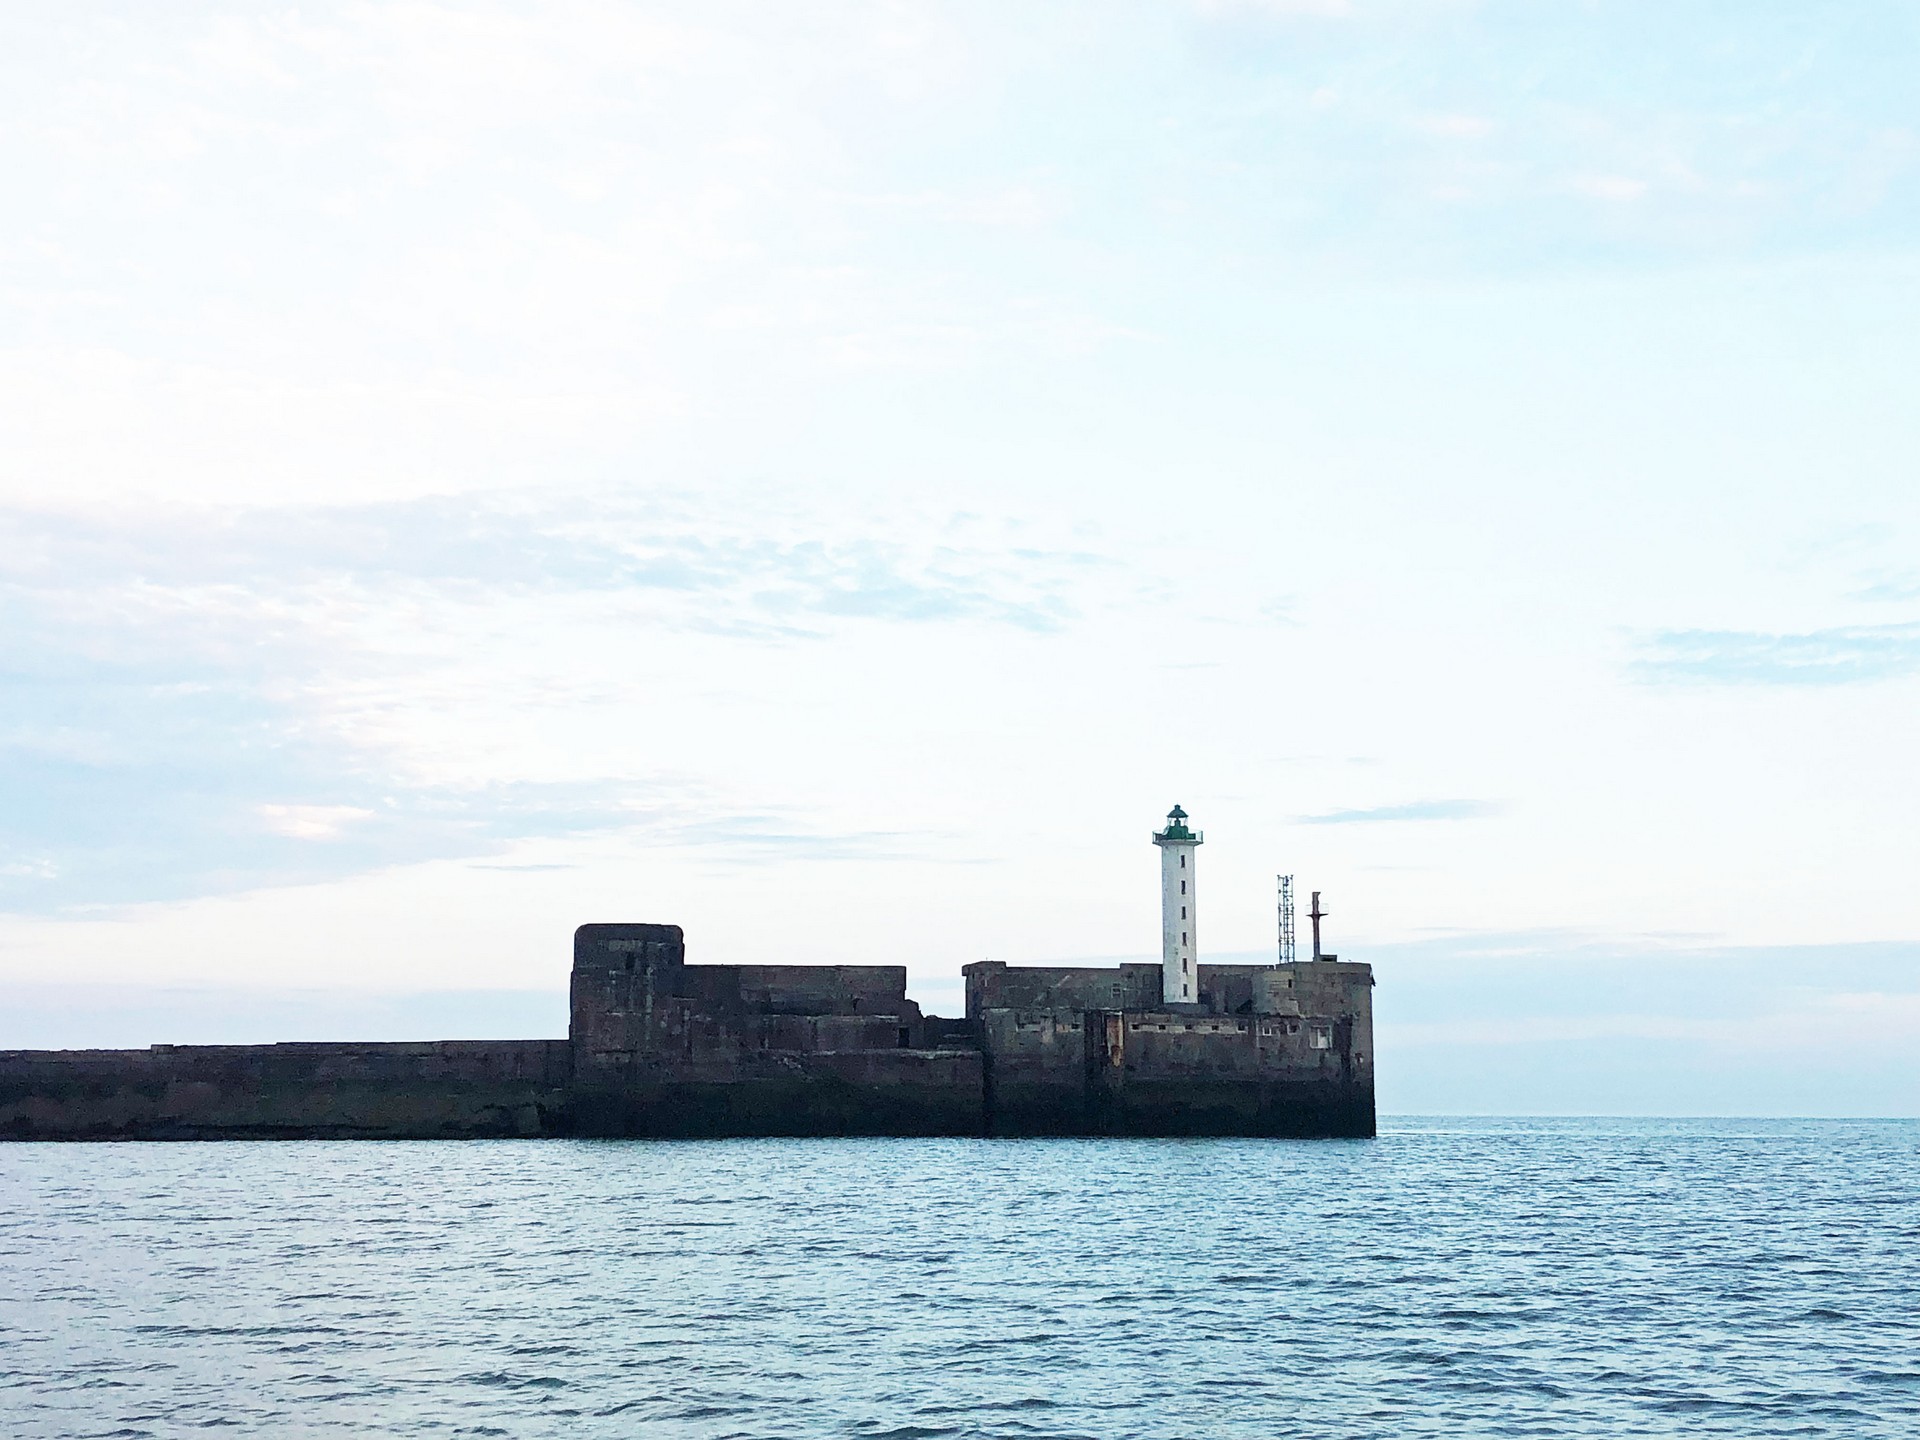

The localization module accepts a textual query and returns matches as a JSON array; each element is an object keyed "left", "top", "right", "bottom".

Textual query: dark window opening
[
  {"left": 898, "top": 1027, "right": 912, "bottom": 1048},
  {"left": 624, "top": 956, "right": 635, "bottom": 973}
]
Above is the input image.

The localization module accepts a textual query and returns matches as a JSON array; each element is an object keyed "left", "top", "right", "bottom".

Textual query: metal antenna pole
[
  {"left": 1277, "top": 875, "right": 1295, "bottom": 965},
  {"left": 1309, "top": 891, "right": 1326, "bottom": 962}
]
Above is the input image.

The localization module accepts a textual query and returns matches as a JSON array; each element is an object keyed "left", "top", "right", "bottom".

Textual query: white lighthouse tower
[{"left": 1152, "top": 804, "right": 1203, "bottom": 1004}]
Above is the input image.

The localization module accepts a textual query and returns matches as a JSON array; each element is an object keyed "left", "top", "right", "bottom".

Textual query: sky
[{"left": 2, "top": 1, "right": 1917, "bottom": 1114}]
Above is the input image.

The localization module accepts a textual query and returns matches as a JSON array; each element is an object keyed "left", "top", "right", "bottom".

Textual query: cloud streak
[
  {"left": 1632, "top": 623, "right": 1920, "bottom": 686},
  {"left": 0, "top": 493, "right": 1112, "bottom": 913},
  {"left": 0, "top": 497, "right": 1089, "bottom": 638},
  {"left": 1299, "top": 799, "right": 1503, "bottom": 824}
]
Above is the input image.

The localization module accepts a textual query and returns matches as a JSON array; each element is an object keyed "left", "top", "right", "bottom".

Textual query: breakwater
[{"left": 0, "top": 922, "right": 1374, "bottom": 1140}]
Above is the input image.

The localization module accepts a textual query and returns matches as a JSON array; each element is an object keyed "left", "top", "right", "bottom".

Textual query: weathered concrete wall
[
  {"left": 571, "top": 925, "right": 927, "bottom": 1068},
  {"left": 1083, "top": 1078, "right": 1375, "bottom": 1138},
  {"left": 0, "top": 1041, "right": 572, "bottom": 1140},
  {"left": 975, "top": 1007, "right": 1086, "bottom": 1135},
  {"left": 980, "top": 1009, "right": 1374, "bottom": 1137},
  {"left": 569, "top": 922, "right": 687, "bottom": 1060},
  {"left": 0, "top": 1034, "right": 981, "bottom": 1141},
  {"left": 568, "top": 1049, "right": 986, "bottom": 1138},
  {"left": 564, "top": 924, "right": 969, "bottom": 1134},
  {"left": 969, "top": 958, "right": 1376, "bottom": 1137},
  {"left": 733, "top": 966, "right": 915, "bottom": 1016},
  {"left": 965, "top": 961, "right": 1164, "bottom": 1014}
]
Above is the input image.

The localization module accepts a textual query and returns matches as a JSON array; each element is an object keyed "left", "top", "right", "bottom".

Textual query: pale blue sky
[{"left": 2, "top": 2, "right": 1916, "bottom": 1113}]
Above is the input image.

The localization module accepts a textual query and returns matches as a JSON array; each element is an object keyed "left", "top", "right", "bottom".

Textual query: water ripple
[{"left": 1, "top": 1118, "right": 1917, "bottom": 1437}]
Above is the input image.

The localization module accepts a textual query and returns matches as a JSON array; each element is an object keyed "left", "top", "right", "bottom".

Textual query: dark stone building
[{"left": 0, "top": 923, "right": 1374, "bottom": 1140}]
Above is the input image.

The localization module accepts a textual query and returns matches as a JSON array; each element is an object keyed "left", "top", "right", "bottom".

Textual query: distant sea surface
[{"left": 3, "top": 1119, "right": 1917, "bottom": 1439}]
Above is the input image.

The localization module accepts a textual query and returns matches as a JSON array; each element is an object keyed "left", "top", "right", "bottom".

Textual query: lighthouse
[{"left": 1152, "top": 805, "right": 1203, "bottom": 1004}]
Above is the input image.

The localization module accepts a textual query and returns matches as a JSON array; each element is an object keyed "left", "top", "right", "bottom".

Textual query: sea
[{"left": 2, "top": 1118, "right": 1916, "bottom": 1439}]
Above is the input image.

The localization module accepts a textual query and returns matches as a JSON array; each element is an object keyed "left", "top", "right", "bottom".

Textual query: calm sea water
[{"left": 2, "top": 1119, "right": 1917, "bottom": 1439}]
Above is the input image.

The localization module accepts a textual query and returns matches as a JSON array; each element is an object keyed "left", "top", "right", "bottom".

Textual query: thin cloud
[
  {"left": 1569, "top": 173, "right": 1650, "bottom": 203},
  {"left": 667, "top": 816, "right": 945, "bottom": 864},
  {"left": 0, "top": 498, "right": 1090, "bottom": 640},
  {"left": 1632, "top": 624, "right": 1920, "bottom": 686},
  {"left": 1299, "top": 799, "right": 1503, "bottom": 824},
  {"left": 1851, "top": 572, "right": 1920, "bottom": 603},
  {"left": 258, "top": 804, "right": 375, "bottom": 841},
  {"left": 1416, "top": 113, "right": 1495, "bottom": 140},
  {"left": 0, "top": 494, "right": 1114, "bottom": 914},
  {"left": 1195, "top": 0, "right": 1354, "bottom": 16},
  {"left": 0, "top": 750, "right": 670, "bottom": 915}
]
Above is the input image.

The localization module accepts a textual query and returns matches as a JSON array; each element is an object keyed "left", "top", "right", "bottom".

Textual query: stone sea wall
[
  {"left": 0, "top": 1037, "right": 1372, "bottom": 1140},
  {"left": 0, "top": 1041, "right": 573, "bottom": 1141},
  {"left": 1, "top": 925, "right": 1376, "bottom": 1140},
  {"left": 0, "top": 1039, "right": 992, "bottom": 1141}
]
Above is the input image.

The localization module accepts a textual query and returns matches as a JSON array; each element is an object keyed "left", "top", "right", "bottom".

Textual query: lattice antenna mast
[{"left": 1277, "top": 874, "right": 1296, "bottom": 965}]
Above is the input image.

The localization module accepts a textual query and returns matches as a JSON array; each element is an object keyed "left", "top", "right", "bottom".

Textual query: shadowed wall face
[
  {"left": 569, "top": 923, "right": 688, "bottom": 1063},
  {"left": 0, "top": 1041, "right": 573, "bottom": 1140},
  {"left": 966, "top": 960, "right": 1376, "bottom": 1137},
  {"left": 568, "top": 924, "right": 928, "bottom": 1074},
  {"left": 963, "top": 961, "right": 1164, "bottom": 1015},
  {"left": 563, "top": 924, "right": 972, "bottom": 1136}
]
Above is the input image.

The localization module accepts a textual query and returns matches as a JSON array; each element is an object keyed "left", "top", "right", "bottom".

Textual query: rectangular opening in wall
[{"left": 1310, "top": 1026, "right": 1332, "bottom": 1050}]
